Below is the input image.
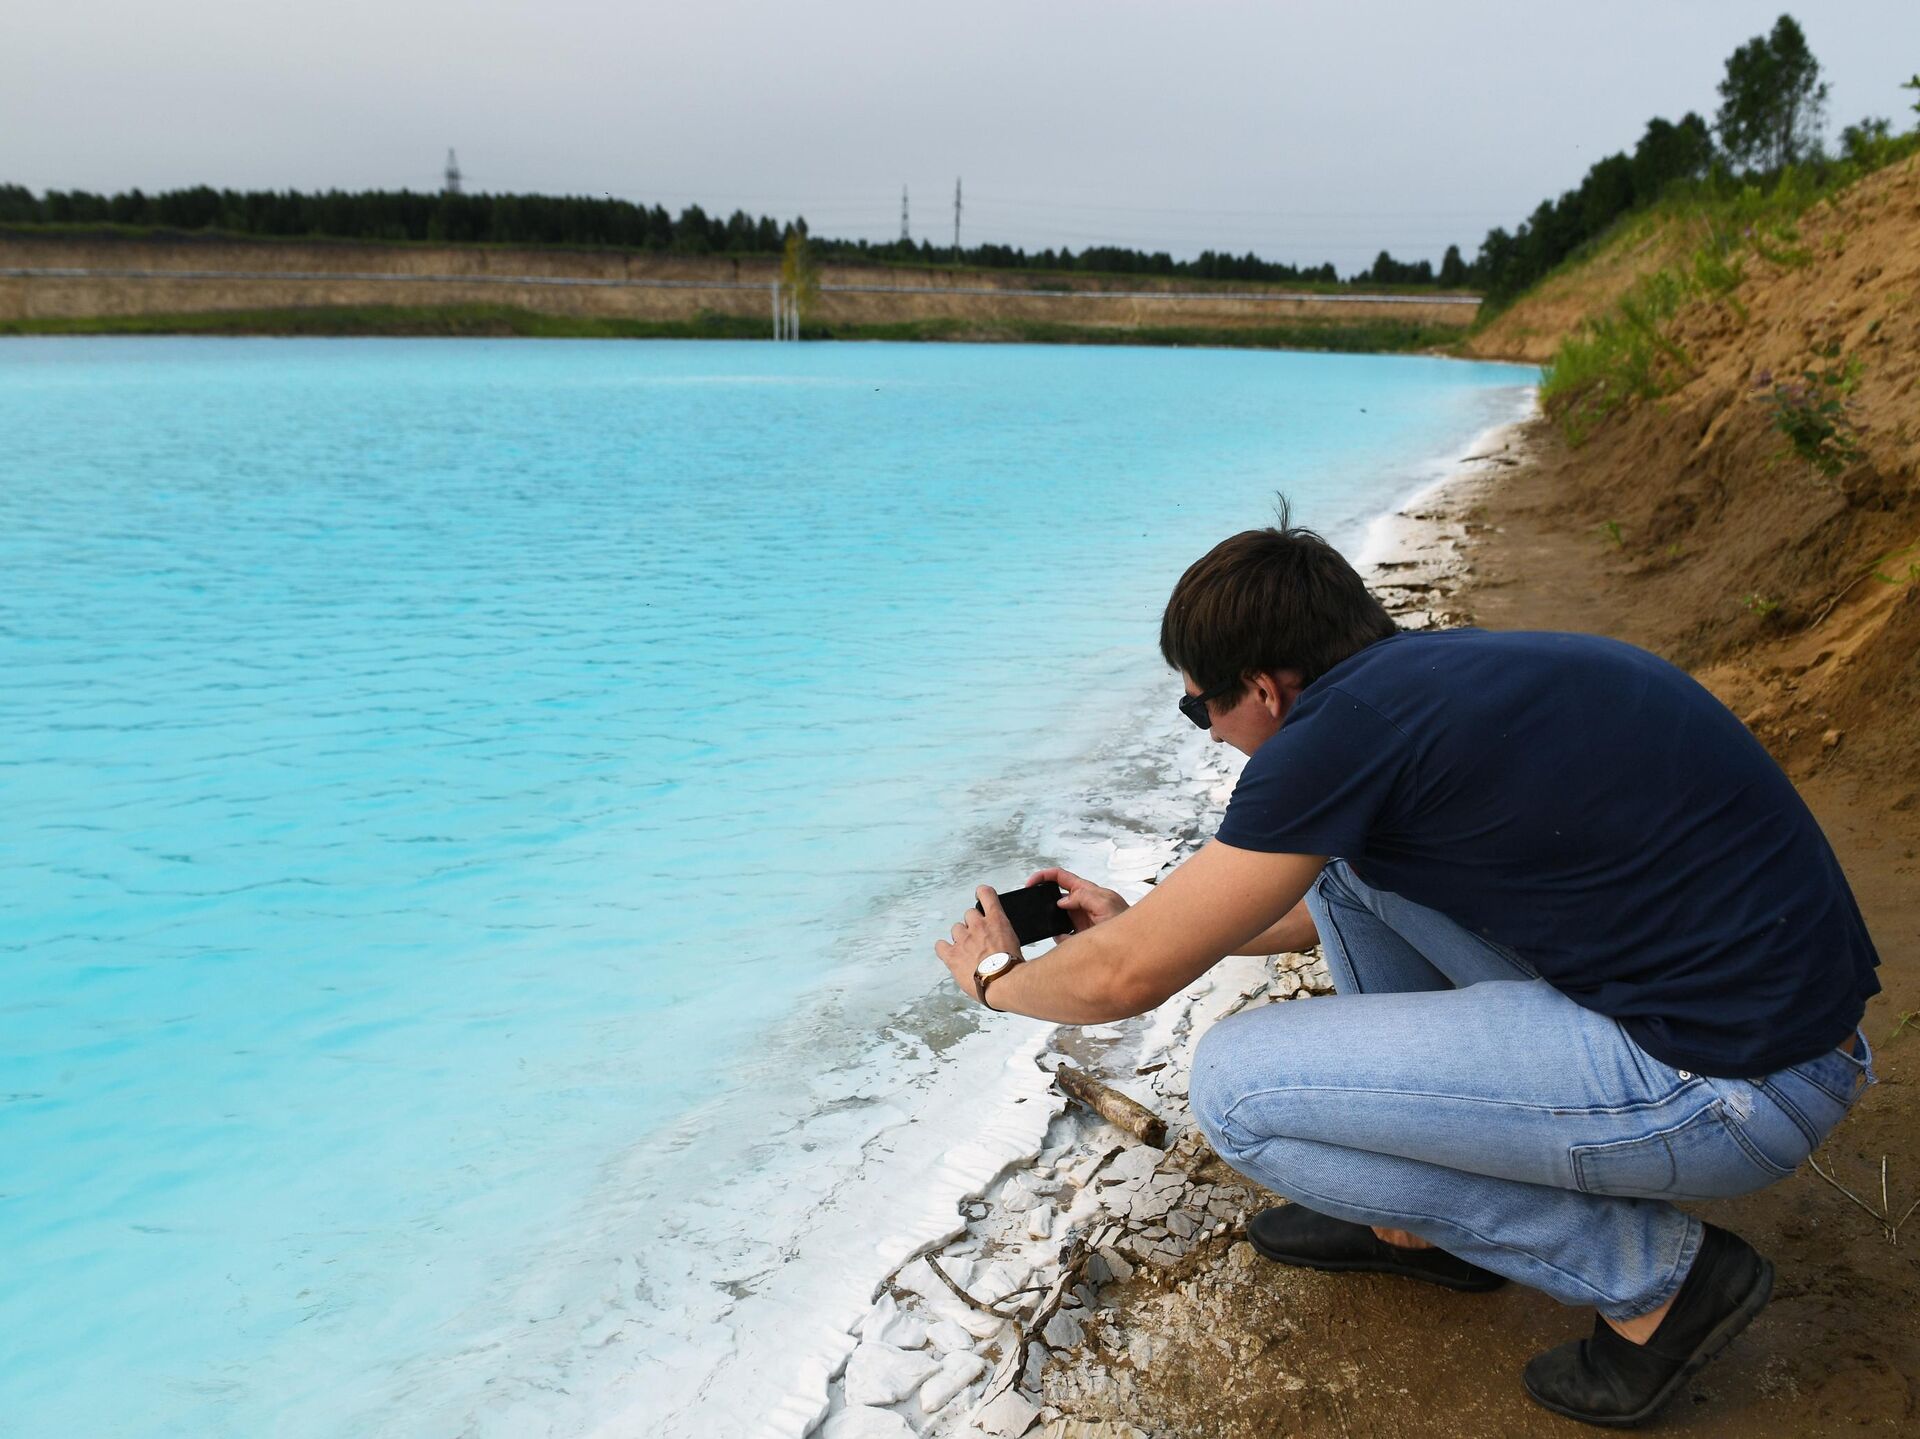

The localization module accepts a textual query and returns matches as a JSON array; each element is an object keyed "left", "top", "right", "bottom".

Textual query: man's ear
[{"left": 1255, "top": 670, "right": 1306, "bottom": 719}]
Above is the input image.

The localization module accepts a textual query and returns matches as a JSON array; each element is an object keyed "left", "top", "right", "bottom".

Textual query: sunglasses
[{"left": 1178, "top": 681, "right": 1238, "bottom": 730}]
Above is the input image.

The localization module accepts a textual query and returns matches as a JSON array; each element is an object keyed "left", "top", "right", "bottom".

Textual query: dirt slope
[
  {"left": 1461, "top": 208, "right": 1706, "bottom": 362},
  {"left": 1504, "top": 153, "right": 1920, "bottom": 790}
]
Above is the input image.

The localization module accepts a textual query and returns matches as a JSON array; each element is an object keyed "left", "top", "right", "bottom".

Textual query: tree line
[
  {"left": 1, "top": 15, "right": 1900, "bottom": 301},
  {"left": 0, "top": 184, "right": 795, "bottom": 256},
  {"left": 0, "top": 182, "right": 1348, "bottom": 288},
  {"left": 1431, "top": 12, "right": 1906, "bottom": 305},
  {"left": 810, "top": 237, "right": 1341, "bottom": 285}
]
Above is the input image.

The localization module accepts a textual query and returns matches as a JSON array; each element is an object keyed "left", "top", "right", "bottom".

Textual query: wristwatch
[{"left": 973, "top": 951, "right": 1022, "bottom": 1010}]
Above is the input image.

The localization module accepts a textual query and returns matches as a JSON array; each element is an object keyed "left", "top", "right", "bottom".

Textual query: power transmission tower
[
  {"left": 900, "top": 185, "right": 910, "bottom": 243},
  {"left": 443, "top": 149, "right": 463, "bottom": 196},
  {"left": 952, "top": 177, "right": 962, "bottom": 264}
]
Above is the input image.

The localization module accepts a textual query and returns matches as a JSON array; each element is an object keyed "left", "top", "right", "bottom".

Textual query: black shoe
[
  {"left": 1246, "top": 1203, "right": 1506, "bottom": 1292},
  {"left": 1522, "top": 1223, "right": 1774, "bottom": 1428}
]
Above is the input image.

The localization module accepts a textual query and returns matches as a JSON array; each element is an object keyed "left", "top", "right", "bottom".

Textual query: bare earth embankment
[
  {"left": 813, "top": 157, "right": 1918, "bottom": 1439},
  {"left": 0, "top": 230, "right": 1476, "bottom": 347},
  {"left": 1459, "top": 211, "right": 1706, "bottom": 364}
]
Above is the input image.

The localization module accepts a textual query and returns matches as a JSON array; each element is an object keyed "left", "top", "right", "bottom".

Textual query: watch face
[{"left": 977, "top": 952, "right": 1013, "bottom": 979}]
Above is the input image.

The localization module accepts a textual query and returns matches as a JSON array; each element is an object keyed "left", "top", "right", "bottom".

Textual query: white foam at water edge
[
  {"left": 603, "top": 1027, "right": 1065, "bottom": 1439},
  {"left": 595, "top": 726, "right": 1229, "bottom": 1439},
  {"left": 1354, "top": 385, "right": 1539, "bottom": 575},
  {"left": 376, "top": 699, "right": 1228, "bottom": 1439}
]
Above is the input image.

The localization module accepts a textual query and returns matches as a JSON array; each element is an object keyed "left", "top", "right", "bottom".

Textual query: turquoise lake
[{"left": 0, "top": 337, "right": 1534, "bottom": 1435}]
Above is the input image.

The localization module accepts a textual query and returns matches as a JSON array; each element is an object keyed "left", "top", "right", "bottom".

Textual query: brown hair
[{"left": 1159, "top": 501, "right": 1398, "bottom": 701}]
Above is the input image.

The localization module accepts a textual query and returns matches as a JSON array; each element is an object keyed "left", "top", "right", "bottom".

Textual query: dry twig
[
  {"left": 1052, "top": 1063, "right": 1168, "bottom": 1148},
  {"left": 922, "top": 1237, "right": 1102, "bottom": 1404},
  {"left": 1806, "top": 572, "right": 1872, "bottom": 629},
  {"left": 1807, "top": 1153, "right": 1917, "bottom": 1244},
  {"left": 923, "top": 1256, "right": 1009, "bottom": 1317}
]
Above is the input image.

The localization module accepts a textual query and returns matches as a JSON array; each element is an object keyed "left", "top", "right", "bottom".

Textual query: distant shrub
[
  {"left": 1541, "top": 268, "right": 1694, "bottom": 442},
  {"left": 1839, "top": 117, "right": 1895, "bottom": 165},
  {"left": 1691, "top": 239, "right": 1746, "bottom": 300},
  {"left": 1750, "top": 219, "right": 1812, "bottom": 269}
]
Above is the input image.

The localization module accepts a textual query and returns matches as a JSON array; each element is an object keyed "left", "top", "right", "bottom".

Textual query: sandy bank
[{"left": 0, "top": 232, "right": 1479, "bottom": 340}]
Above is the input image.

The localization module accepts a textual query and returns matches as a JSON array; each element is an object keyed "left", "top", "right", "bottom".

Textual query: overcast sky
[{"left": 6, "top": 2, "right": 1914, "bottom": 271}]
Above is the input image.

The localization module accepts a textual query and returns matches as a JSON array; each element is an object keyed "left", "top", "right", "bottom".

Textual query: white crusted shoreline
[{"left": 808, "top": 409, "right": 1539, "bottom": 1439}]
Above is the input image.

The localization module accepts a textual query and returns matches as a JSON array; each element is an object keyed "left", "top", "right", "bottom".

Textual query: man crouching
[{"left": 934, "top": 516, "right": 1878, "bottom": 1427}]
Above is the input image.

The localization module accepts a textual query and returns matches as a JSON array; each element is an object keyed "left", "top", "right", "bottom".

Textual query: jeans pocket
[
  {"left": 1790, "top": 1030, "right": 1875, "bottom": 1108},
  {"left": 1743, "top": 1048, "right": 1864, "bottom": 1170},
  {"left": 1570, "top": 1100, "right": 1789, "bottom": 1199}
]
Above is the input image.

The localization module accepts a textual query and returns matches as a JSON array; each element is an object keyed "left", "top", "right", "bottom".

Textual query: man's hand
[
  {"left": 1026, "top": 866, "right": 1128, "bottom": 933},
  {"left": 930, "top": 845, "right": 1325, "bottom": 1025},
  {"left": 935, "top": 885, "right": 1024, "bottom": 1001}
]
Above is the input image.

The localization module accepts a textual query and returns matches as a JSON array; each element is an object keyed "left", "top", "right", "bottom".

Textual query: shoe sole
[
  {"left": 1523, "top": 1255, "right": 1775, "bottom": 1429},
  {"left": 1246, "top": 1226, "right": 1506, "bottom": 1293}
]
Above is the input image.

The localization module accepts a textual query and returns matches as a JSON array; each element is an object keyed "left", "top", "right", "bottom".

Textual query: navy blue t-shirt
[{"left": 1213, "top": 629, "right": 1880, "bottom": 1076}]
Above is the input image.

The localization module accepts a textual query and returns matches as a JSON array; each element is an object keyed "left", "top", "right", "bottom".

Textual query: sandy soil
[{"left": 1458, "top": 212, "right": 1705, "bottom": 364}]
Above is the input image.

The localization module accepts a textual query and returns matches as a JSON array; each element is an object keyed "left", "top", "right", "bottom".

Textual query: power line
[
  {"left": 442, "top": 149, "right": 462, "bottom": 197},
  {"left": 952, "top": 177, "right": 962, "bottom": 263},
  {"left": 413, "top": 168, "right": 1505, "bottom": 242},
  {"left": 900, "top": 184, "right": 910, "bottom": 243}
]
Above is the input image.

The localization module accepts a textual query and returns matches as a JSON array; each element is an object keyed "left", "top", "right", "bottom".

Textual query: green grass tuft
[{"left": 1541, "top": 267, "right": 1695, "bottom": 443}]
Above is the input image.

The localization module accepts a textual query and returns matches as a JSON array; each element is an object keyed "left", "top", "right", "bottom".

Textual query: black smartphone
[{"left": 976, "top": 879, "right": 1075, "bottom": 947}]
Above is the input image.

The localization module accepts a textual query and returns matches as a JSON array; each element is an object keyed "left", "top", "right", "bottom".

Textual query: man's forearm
[
  {"left": 980, "top": 925, "right": 1147, "bottom": 1024},
  {"left": 945, "top": 844, "right": 1325, "bottom": 1025},
  {"left": 1232, "top": 898, "right": 1318, "bottom": 956}
]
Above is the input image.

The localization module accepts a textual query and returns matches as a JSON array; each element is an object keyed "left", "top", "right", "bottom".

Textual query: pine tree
[
  {"left": 1630, "top": 114, "right": 1715, "bottom": 200},
  {"left": 1715, "top": 14, "right": 1829, "bottom": 172}
]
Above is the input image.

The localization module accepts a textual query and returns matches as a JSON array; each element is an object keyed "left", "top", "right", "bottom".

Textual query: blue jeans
[{"left": 1190, "top": 860, "right": 1875, "bottom": 1319}]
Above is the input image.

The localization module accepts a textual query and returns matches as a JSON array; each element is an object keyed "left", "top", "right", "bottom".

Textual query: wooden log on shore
[{"left": 1052, "top": 1063, "right": 1167, "bottom": 1149}]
